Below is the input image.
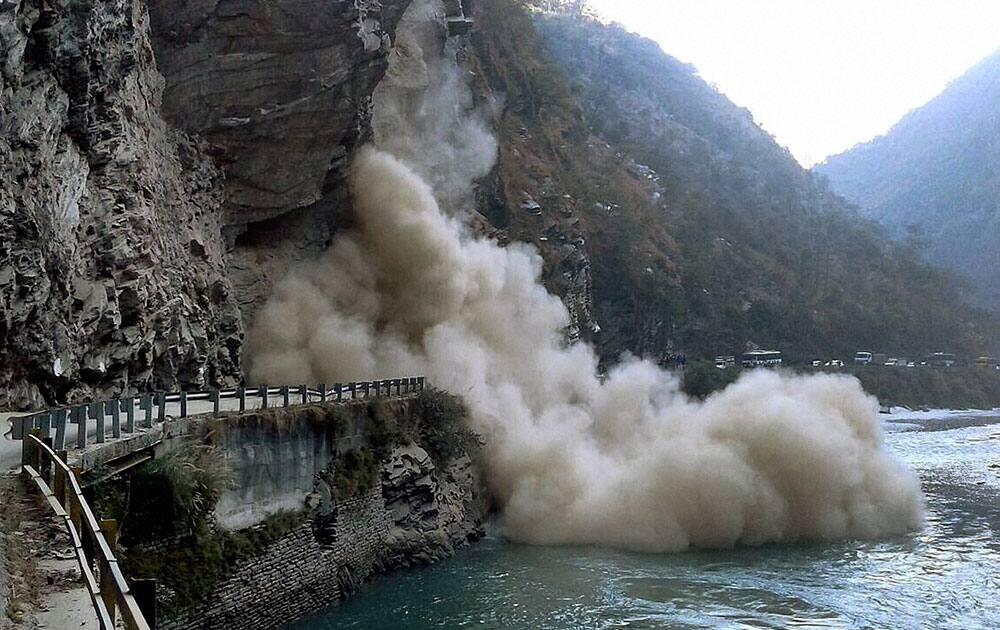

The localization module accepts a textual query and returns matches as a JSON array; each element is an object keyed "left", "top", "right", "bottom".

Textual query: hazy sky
[{"left": 586, "top": 0, "right": 1000, "bottom": 166}]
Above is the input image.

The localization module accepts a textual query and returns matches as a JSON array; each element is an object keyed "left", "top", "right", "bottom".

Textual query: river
[{"left": 290, "top": 409, "right": 1000, "bottom": 629}]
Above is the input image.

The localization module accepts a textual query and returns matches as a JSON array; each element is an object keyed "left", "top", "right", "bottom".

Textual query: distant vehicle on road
[
  {"left": 825, "top": 359, "right": 845, "bottom": 368},
  {"left": 811, "top": 360, "right": 823, "bottom": 367},
  {"left": 926, "top": 352, "right": 957, "bottom": 368},
  {"left": 742, "top": 351, "right": 782, "bottom": 368},
  {"left": 884, "top": 358, "right": 901, "bottom": 367},
  {"left": 975, "top": 356, "right": 998, "bottom": 369},
  {"left": 715, "top": 355, "right": 736, "bottom": 369},
  {"left": 854, "top": 351, "right": 873, "bottom": 365}
]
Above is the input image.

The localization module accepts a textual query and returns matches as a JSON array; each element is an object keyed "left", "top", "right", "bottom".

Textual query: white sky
[{"left": 585, "top": 0, "right": 1000, "bottom": 166}]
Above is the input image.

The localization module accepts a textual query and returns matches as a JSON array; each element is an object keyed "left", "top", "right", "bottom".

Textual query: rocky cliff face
[
  {"left": 378, "top": 445, "right": 483, "bottom": 568},
  {"left": 0, "top": 0, "right": 416, "bottom": 409},
  {"left": 148, "top": 0, "right": 412, "bottom": 324},
  {"left": 148, "top": 0, "right": 409, "bottom": 226},
  {"left": 0, "top": 0, "right": 243, "bottom": 409}
]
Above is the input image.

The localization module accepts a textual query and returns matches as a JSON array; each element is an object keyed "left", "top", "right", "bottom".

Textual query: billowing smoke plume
[{"left": 246, "top": 1, "right": 924, "bottom": 552}]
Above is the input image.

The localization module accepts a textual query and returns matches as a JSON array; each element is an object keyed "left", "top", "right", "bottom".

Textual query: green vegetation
[
  {"left": 124, "top": 509, "right": 306, "bottom": 616},
  {"left": 680, "top": 365, "right": 1000, "bottom": 409},
  {"left": 83, "top": 394, "right": 480, "bottom": 615},
  {"left": 89, "top": 447, "right": 304, "bottom": 615},
  {"left": 330, "top": 448, "right": 379, "bottom": 500},
  {"left": 328, "top": 391, "right": 479, "bottom": 500},
  {"left": 416, "top": 389, "right": 482, "bottom": 462},
  {"left": 360, "top": 391, "right": 478, "bottom": 464},
  {"left": 536, "top": 12, "right": 998, "bottom": 361},
  {"left": 472, "top": 1, "right": 999, "bottom": 365},
  {"left": 90, "top": 446, "right": 233, "bottom": 546},
  {"left": 681, "top": 362, "right": 739, "bottom": 399},
  {"left": 838, "top": 367, "right": 1000, "bottom": 410},
  {"left": 473, "top": 0, "right": 684, "bottom": 361}
]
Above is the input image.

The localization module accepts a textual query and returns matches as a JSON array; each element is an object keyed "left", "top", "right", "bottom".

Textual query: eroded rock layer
[
  {"left": 1, "top": 0, "right": 414, "bottom": 408},
  {"left": 0, "top": 0, "right": 242, "bottom": 408},
  {"left": 149, "top": 0, "right": 410, "bottom": 225}
]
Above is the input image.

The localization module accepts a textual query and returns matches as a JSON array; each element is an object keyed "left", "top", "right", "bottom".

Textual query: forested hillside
[
  {"left": 471, "top": 1, "right": 997, "bottom": 362},
  {"left": 817, "top": 51, "right": 1000, "bottom": 310}
]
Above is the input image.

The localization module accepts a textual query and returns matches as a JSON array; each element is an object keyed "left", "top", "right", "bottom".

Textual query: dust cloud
[{"left": 245, "top": 0, "right": 924, "bottom": 552}]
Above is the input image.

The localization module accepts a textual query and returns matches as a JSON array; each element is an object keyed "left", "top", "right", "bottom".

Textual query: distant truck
[
  {"left": 854, "top": 351, "right": 873, "bottom": 365},
  {"left": 741, "top": 351, "right": 782, "bottom": 368}
]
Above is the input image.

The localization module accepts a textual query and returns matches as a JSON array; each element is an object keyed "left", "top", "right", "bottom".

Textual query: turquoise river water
[{"left": 290, "top": 410, "right": 1000, "bottom": 629}]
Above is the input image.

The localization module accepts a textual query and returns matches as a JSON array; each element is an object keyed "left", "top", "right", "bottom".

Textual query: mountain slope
[
  {"left": 474, "top": 3, "right": 996, "bottom": 361},
  {"left": 817, "top": 51, "right": 1000, "bottom": 309}
]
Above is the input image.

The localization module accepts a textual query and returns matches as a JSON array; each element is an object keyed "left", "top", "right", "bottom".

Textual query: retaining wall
[{"left": 159, "top": 487, "right": 391, "bottom": 630}]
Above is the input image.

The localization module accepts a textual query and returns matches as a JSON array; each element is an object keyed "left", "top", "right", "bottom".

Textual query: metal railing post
[
  {"left": 19, "top": 417, "right": 34, "bottom": 476},
  {"left": 179, "top": 392, "right": 188, "bottom": 418},
  {"left": 29, "top": 429, "right": 41, "bottom": 472},
  {"left": 124, "top": 398, "right": 135, "bottom": 434},
  {"left": 281, "top": 386, "right": 290, "bottom": 407},
  {"left": 53, "top": 450, "right": 68, "bottom": 509},
  {"left": 139, "top": 395, "right": 151, "bottom": 428},
  {"left": 40, "top": 436, "right": 54, "bottom": 486},
  {"left": 108, "top": 400, "right": 121, "bottom": 438},
  {"left": 69, "top": 467, "right": 83, "bottom": 534},
  {"left": 320, "top": 384, "right": 327, "bottom": 402},
  {"left": 132, "top": 579, "right": 157, "bottom": 629},
  {"left": 99, "top": 519, "right": 119, "bottom": 622},
  {"left": 211, "top": 389, "right": 221, "bottom": 415},
  {"left": 260, "top": 385, "right": 269, "bottom": 409},
  {"left": 156, "top": 393, "right": 166, "bottom": 421},
  {"left": 92, "top": 402, "right": 105, "bottom": 444},
  {"left": 238, "top": 386, "right": 246, "bottom": 412},
  {"left": 300, "top": 385, "right": 308, "bottom": 405},
  {"left": 75, "top": 406, "right": 88, "bottom": 449},
  {"left": 38, "top": 413, "right": 52, "bottom": 438}
]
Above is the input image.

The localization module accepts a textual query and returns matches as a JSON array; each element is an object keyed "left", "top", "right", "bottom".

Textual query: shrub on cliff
[
  {"left": 112, "top": 445, "right": 233, "bottom": 546},
  {"left": 417, "top": 389, "right": 482, "bottom": 463},
  {"left": 682, "top": 362, "right": 739, "bottom": 399},
  {"left": 331, "top": 448, "right": 379, "bottom": 500}
]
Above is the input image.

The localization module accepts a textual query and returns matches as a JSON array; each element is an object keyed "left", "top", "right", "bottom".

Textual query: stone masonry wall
[
  {"left": 159, "top": 487, "right": 391, "bottom": 630},
  {"left": 119, "top": 398, "right": 487, "bottom": 630}
]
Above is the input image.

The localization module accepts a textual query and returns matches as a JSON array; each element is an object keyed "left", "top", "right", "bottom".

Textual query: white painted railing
[{"left": 9, "top": 377, "right": 426, "bottom": 451}]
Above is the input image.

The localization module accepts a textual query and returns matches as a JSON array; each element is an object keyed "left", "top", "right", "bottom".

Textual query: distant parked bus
[
  {"left": 926, "top": 352, "right": 957, "bottom": 368},
  {"left": 854, "top": 351, "right": 873, "bottom": 365},
  {"left": 741, "top": 351, "right": 782, "bottom": 368},
  {"left": 715, "top": 355, "right": 736, "bottom": 369}
]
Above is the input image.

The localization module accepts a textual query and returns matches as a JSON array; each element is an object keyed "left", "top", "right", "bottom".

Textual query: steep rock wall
[
  {"left": 148, "top": 0, "right": 414, "bottom": 325},
  {"left": 0, "top": 0, "right": 243, "bottom": 409},
  {"left": 0, "top": 0, "right": 414, "bottom": 407},
  {"left": 149, "top": 0, "right": 411, "bottom": 226}
]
